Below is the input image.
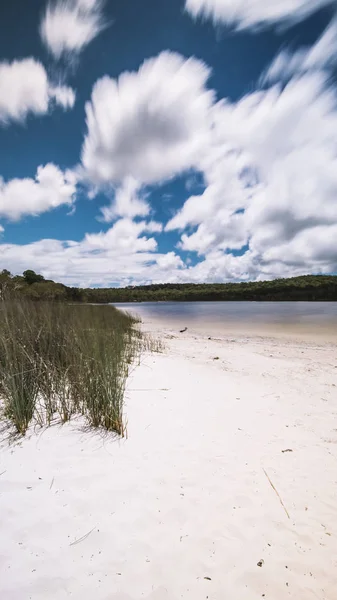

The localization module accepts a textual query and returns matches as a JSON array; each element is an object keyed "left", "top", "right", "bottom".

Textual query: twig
[
  {"left": 0, "top": 470, "right": 6, "bottom": 476},
  {"left": 263, "top": 468, "right": 290, "bottom": 519},
  {"left": 50, "top": 477, "right": 54, "bottom": 490},
  {"left": 70, "top": 526, "right": 96, "bottom": 547}
]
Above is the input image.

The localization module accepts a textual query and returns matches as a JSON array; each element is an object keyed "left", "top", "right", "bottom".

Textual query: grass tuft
[{"left": 0, "top": 300, "right": 141, "bottom": 436}]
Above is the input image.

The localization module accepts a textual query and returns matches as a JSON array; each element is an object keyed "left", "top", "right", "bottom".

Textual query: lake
[{"left": 112, "top": 301, "right": 337, "bottom": 340}]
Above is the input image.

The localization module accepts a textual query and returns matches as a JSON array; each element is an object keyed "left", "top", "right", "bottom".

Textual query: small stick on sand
[
  {"left": 49, "top": 477, "right": 54, "bottom": 490},
  {"left": 70, "top": 526, "right": 96, "bottom": 547},
  {"left": 263, "top": 468, "right": 290, "bottom": 519}
]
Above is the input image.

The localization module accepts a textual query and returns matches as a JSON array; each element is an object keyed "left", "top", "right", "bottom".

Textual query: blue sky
[{"left": 0, "top": 0, "right": 336, "bottom": 287}]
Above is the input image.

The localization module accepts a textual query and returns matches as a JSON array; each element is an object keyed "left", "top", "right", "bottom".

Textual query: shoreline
[
  {"left": 1, "top": 323, "right": 337, "bottom": 599},
  {"left": 137, "top": 312, "right": 337, "bottom": 346}
]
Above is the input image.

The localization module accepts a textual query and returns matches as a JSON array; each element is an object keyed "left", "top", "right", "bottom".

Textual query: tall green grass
[{"left": 0, "top": 301, "right": 141, "bottom": 436}]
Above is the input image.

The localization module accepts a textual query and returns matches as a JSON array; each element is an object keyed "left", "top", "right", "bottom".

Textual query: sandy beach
[{"left": 1, "top": 320, "right": 337, "bottom": 600}]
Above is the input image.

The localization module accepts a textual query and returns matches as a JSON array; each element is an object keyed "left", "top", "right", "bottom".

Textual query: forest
[{"left": 1, "top": 269, "right": 337, "bottom": 302}]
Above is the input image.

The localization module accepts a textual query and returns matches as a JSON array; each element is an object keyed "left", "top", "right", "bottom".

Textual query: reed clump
[{"left": 0, "top": 300, "right": 141, "bottom": 436}]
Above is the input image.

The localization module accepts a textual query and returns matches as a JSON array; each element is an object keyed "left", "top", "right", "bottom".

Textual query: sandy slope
[{"left": 1, "top": 325, "right": 337, "bottom": 600}]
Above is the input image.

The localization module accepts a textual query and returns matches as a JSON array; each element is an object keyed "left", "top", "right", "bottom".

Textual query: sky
[{"left": 0, "top": 0, "right": 337, "bottom": 287}]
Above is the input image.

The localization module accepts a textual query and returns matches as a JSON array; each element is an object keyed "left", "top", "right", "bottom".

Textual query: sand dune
[{"left": 1, "top": 325, "right": 337, "bottom": 599}]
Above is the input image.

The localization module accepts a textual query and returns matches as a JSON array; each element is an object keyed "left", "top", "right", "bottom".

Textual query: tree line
[{"left": 1, "top": 269, "right": 337, "bottom": 302}]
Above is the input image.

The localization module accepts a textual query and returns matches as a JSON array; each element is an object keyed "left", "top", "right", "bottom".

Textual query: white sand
[{"left": 1, "top": 322, "right": 337, "bottom": 599}]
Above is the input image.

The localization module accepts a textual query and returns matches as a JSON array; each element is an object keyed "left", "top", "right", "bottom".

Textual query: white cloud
[
  {"left": 185, "top": 0, "right": 334, "bottom": 30},
  {"left": 0, "top": 164, "right": 77, "bottom": 221},
  {"left": 167, "top": 66, "right": 337, "bottom": 280},
  {"left": 263, "top": 224, "right": 337, "bottom": 267},
  {"left": 166, "top": 148, "right": 251, "bottom": 254},
  {"left": 4, "top": 47, "right": 330, "bottom": 283},
  {"left": 0, "top": 219, "right": 186, "bottom": 287},
  {"left": 40, "top": 0, "right": 107, "bottom": 59},
  {"left": 155, "top": 252, "right": 185, "bottom": 270},
  {"left": 218, "top": 73, "right": 337, "bottom": 239},
  {"left": 84, "top": 218, "right": 162, "bottom": 253},
  {"left": 2, "top": 9, "right": 336, "bottom": 285},
  {"left": 0, "top": 58, "right": 48, "bottom": 124},
  {"left": 180, "top": 250, "right": 259, "bottom": 283},
  {"left": 99, "top": 177, "right": 150, "bottom": 221},
  {"left": 81, "top": 51, "right": 215, "bottom": 188},
  {"left": 0, "top": 58, "right": 76, "bottom": 125},
  {"left": 264, "top": 16, "right": 337, "bottom": 82},
  {"left": 49, "top": 84, "right": 76, "bottom": 109}
]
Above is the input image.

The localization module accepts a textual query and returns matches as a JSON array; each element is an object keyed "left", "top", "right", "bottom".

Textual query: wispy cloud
[
  {"left": 185, "top": 0, "right": 335, "bottom": 30},
  {"left": 264, "top": 16, "right": 337, "bottom": 82},
  {"left": 40, "top": 0, "right": 108, "bottom": 60}
]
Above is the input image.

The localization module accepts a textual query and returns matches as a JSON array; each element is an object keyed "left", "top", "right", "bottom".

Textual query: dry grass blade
[
  {"left": 70, "top": 526, "right": 96, "bottom": 547},
  {"left": 263, "top": 468, "right": 290, "bottom": 519}
]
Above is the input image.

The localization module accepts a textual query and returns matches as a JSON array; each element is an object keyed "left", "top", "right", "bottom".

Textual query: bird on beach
[{"left": 179, "top": 327, "right": 188, "bottom": 333}]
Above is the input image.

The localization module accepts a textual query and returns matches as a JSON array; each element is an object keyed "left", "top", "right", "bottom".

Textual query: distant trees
[
  {"left": 0, "top": 269, "right": 67, "bottom": 302},
  {"left": 25, "top": 282, "right": 67, "bottom": 301},
  {"left": 0, "top": 269, "right": 25, "bottom": 299},
  {"left": 0, "top": 270, "right": 11, "bottom": 299},
  {"left": 80, "top": 275, "right": 337, "bottom": 302},
  {"left": 0, "top": 269, "right": 336, "bottom": 302},
  {"left": 23, "top": 270, "right": 45, "bottom": 285}
]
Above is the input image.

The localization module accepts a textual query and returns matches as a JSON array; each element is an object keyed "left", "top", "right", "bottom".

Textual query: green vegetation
[
  {"left": 0, "top": 300, "right": 141, "bottom": 436},
  {"left": 82, "top": 275, "right": 337, "bottom": 302},
  {"left": 1, "top": 269, "right": 337, "bottom": 302}
]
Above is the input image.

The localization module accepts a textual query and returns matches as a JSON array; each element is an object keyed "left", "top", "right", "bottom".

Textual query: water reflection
[{"left": 112, "top": 301, "right": 337, "bottom": 327}]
